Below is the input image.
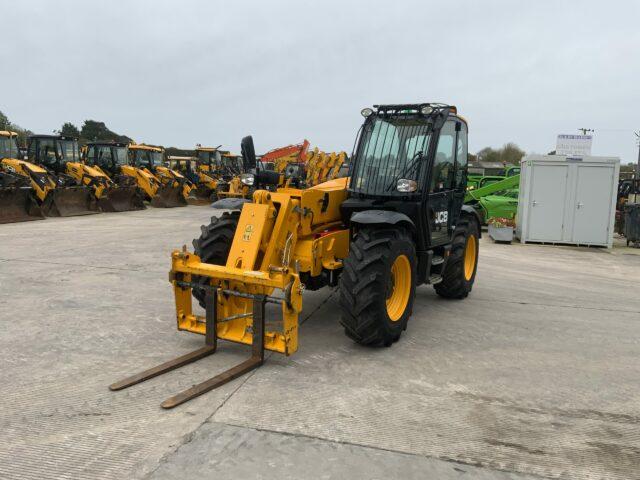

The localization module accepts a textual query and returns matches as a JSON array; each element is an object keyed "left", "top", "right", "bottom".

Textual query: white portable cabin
[{"left": 515, "top": 154, "right": 619, "bottom": 248}]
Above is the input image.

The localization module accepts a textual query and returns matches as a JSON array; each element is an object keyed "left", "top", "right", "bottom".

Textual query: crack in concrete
[
  {"left": 204, "top": 421, "right": 550, "bottom": 480},
  {"left": 472, "top": 297, "right": 640, "bottom": 315},
  {"left": 0, "top": 257, "right": 164, "bottom": 274},
  {"left": 143, "top": 291, "right": 336, "bottom": 479}
]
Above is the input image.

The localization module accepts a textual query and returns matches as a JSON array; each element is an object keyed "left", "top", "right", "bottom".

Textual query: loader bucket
[
  {"left": 42, "top": 186, "right": 100, "bottom": 217},
  {"left": 187, "top": 185, "right": 215, "bottom": 205},
  {"left": 0, "top": 188, "right": 45, "bottom": 224},
  {"left": 98, "top": 185, "right": 146, "bottom": 212},
  {"left": 150, "top": 184, "right": 187, "bottom": 208}
]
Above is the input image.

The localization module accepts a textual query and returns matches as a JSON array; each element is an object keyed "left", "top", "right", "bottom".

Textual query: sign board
[{"left": 556, "top": 134, "right": 592, "bottom": 156}]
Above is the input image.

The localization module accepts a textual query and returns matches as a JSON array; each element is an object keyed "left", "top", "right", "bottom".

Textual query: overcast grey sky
[{"left": 2, "top": 0, "right": 639, "bottom": 162}]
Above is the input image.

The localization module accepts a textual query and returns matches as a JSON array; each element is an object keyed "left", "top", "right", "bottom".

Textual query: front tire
[
  {"left": 338, "top": 227, "right": 416, "bottom": 347},
  {"left": 434, "top": 216, "right": 479, "bottom": 299},
  {"left": 191, "top": 212, "right": 239, "bottom": 308}
]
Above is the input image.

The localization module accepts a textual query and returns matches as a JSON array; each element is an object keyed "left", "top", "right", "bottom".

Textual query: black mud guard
[
  {"left": 460, "top": 204, "right": 482, "bottom": 237},
  {"left": 211, "top": 198, "right": 250, "bottom": 210},
  {"left": 350, "top": 210, "right": 415, "bottom": 233}
]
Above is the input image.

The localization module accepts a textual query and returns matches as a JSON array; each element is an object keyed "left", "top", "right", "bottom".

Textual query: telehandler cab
[{"left": 111, "top": 103, "right": 480, "bottom": 408}]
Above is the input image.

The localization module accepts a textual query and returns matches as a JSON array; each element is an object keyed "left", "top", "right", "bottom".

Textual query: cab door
[{"left": 426, "top": 119, "right": 459, "bottom": 246}]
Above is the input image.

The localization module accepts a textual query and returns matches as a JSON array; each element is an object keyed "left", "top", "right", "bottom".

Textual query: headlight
[
  {"left": 361, "top": 107, "right": 373, "bottom": 118},
  {"left": 240, "top": 173, "right": 255, "bottom": 186},
  {"left": 420, "top": 105, "right": 433, "bottom": 115},
  {"left": 397, "top": 178, "right": 417, "bottom": 193}
]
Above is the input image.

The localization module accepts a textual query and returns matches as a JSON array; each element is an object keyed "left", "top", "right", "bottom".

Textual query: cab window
[
  {"left": 430, "top": 120, "right": 456, "bottom": 192},
  {"left": 455, "top": 122, "right": 468, "bottom": 189}
]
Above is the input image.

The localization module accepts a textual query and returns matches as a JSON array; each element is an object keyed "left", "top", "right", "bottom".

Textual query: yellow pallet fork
[{"left": 111, "top": 172, "right": 348, "bottom": 408}]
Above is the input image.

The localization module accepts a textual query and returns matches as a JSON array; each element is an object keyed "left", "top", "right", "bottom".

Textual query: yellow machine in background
[
  {"left": 0, "top": 131, "right": 45, "bottom": 223},
  {"left": 128, "top": 143, "right": 188, "bottom": 208},
  {"left": 81, "top": 142, "right": 145, "bottom": 211},
  {"left": 7, "top": 134, "right": 100, "bottom": 217},
  {"left": 305, "top": 149, "right": 347, "bottom": 187},
  {"left": 215, "top": 151, "right": 250, "bottom": 198},
  {"left": 188, "top": 146, "right": 222, "bottom": 202}
]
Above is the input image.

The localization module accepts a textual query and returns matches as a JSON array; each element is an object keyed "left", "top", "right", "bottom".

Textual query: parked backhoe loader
[
  {"left": 111, "top": 103, "right": 480, "bottom": 409},
  {"left": 62, "top": 141, "right": 145, "bottom": 212},
  {"left": 0, "top": 131, "right": 45, "bottom": 223},
  {"left": 188, "top": 146, "right": 222, "bottom": 202},
  {"left": 128, "top": 143, "right": 188, "bottom": 207},
  {"left": 10, "top": 134, "right": 100, "bottom": 217}
]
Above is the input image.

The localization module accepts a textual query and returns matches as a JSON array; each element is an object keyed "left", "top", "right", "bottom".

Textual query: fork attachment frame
[{"left": 109, "top": 290, "right": 266, "bottom": 409}]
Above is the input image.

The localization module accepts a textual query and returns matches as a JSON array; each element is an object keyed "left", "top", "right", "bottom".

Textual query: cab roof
[
  {"left": 129, "top": 143, "right": 164, "bottom": 152},
  {"left": 29, "top": 134, "right": 77, "bottom": 141},
  {"left": 0, "top": 131, "right": 18, "bottom": 138},
  {"left": 370, "top": 103, "right": 467, "bottom": 127},
  {"left": 86, "top": 141, "right": 128, "bottom": 147}
]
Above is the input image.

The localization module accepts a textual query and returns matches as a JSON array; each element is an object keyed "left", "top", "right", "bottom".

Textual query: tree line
[{"left": 3, "top": 109, "right": 532, "bottom": 162}]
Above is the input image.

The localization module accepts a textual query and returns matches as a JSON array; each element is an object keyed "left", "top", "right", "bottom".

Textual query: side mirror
[{"left": 241, "top": 136, "right": 256, "bottom": 171}]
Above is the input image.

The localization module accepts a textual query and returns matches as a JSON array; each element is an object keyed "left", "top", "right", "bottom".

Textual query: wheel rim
[
  {"left": 386, "top": 254, "right": 411, "bottom": 322},
  {"left": 464, "top": 234, "right": 477, "bottom": 281}
]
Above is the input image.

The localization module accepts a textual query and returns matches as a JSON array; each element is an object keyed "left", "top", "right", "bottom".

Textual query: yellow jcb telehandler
[
  {"left": 128, "top": 143, "right": 189, "bottom": 208},
  {"left": 111, "top": 103, "right": 481, "bottom": 409},
  {"left": 0, "top": 131, "right": 45, "bottom": 223}
]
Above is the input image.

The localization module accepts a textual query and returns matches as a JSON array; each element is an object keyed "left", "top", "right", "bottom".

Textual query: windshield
[
  {"left": 151, "top": 151, "right": 163, "bottom": 166},
  {"left": 350, "top": 116, "right": 432, "bottom": 195},
  {"left": 114, "top": 147, "right": 128, "bottom": 166},
  {"left": 59, "top": 140, "right": 79, "bottom": 162},
  {"left": 0, "top": 136, "right": 20, "bottom": 159},
  {"left": 94, "top": 146, "right": 113, "bottom": 167},
  {"left": 37, "top": 139, "right": 60, "bottom": 167},
  {"left": 132, "top": 150, "right": 153, "bottom": 168},
  {"left": 198, "top": 151, "right": 216, "bottom": 167}
]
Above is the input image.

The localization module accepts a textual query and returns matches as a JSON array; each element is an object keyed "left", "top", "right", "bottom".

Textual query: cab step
[
  {"left": 431, "top": 255, "right": 444, "bottom": 266},
  {"left": 428, "top": 274, "right": 443, "bottom": 284}
]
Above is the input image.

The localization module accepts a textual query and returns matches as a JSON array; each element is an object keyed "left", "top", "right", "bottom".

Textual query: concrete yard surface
[{"left": 0, "top": 206, "right": 639, "bottom": 480}]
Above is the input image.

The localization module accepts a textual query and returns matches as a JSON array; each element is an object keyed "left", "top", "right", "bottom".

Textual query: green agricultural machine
[{"left": 465, "top": 173, "right": 520, "bottom": 224}]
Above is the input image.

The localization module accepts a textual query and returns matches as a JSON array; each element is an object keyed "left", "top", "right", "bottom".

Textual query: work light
[
  {"left": 397, "top": 178, "right": 417, "bottom": 193},
  {"left": 240, "top": 173, "right": 255, "bottom": 186},
  {"left": 420, "top": 105, "right": 433, "bottom": 115},
  {"left": 361, "top": 108, "right": 373, "bottom": 118}
]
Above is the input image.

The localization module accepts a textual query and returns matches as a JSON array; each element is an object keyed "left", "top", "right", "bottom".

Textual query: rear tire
[
  {"left": 434, "top": 216, "right": 479, "bottom": 299},
  {"left": 338, "top": 227, "right": 416, "bottom": 347},
  {"left": 191, "top": 212, "right": 239, "bottom": 308}
]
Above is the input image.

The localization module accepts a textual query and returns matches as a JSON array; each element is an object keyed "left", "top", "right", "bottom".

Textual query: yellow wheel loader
[
  {"left": 111, "top": 103, "right": 481, "bottom": 409},
  {"left": 11, "top": 134, "right": 100, "bottom": 217},
  {"left": 0, "top": 131, "right": 45, "bottom": 224},
  {"left": 80, "top": 142, "right": 146, "bottom": 212},
  {"left": 128, "top": 144, "right": 189, "bottom": 208}
]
